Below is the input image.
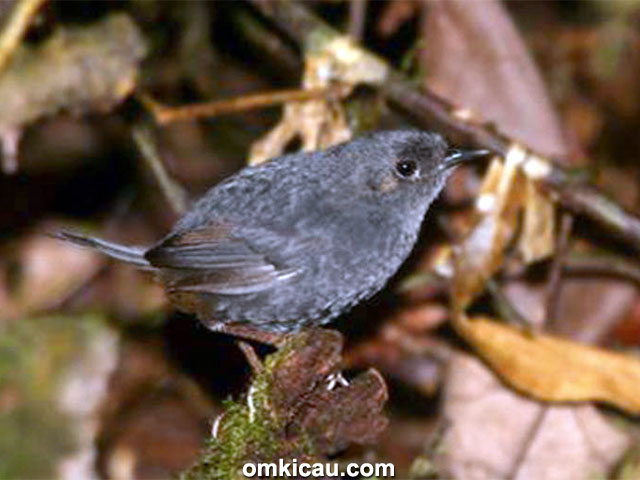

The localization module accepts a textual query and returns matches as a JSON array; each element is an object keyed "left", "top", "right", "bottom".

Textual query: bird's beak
[{"left": 443, "top": 148, "right": 490, "bottom": 170}]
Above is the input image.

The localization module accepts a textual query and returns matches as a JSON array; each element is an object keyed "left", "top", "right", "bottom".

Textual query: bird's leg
[
  {"left": 209, "top": 322, "right": 289, "bottom": 347},
  {"left": 236, "top": 340, "right": 264, "bottom": 374}
]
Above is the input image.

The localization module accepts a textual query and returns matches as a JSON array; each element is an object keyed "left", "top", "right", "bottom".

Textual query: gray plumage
[{"left": 58, "top": 130, "right": 469, "bottom": 333}]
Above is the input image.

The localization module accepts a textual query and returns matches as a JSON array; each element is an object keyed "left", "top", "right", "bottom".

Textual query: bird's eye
[{"left": 395, "top": 159, "right": 418, "bottom": 178}]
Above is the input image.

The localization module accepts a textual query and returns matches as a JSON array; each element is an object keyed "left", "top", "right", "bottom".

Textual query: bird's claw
[{"left": 326, "top": 371, "right": 349, "bottom": 391}]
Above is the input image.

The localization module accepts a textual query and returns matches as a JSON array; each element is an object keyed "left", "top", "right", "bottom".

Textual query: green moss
[
  {"left": 0, "top": 397, "right": 75, "bottom": 479},
  {"left": 182, "top": 335, "right": 318, "bottom": 480},
  {"left": 0, "top": 314, "right": 111, "bottom": 478}
]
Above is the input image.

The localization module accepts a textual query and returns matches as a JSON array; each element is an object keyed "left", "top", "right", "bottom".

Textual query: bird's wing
[{"left": 144, "top": 222, "right": 303, "bottom": 295}]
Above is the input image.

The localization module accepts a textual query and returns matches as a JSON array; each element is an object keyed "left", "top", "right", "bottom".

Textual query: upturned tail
[{"left": 54, "top": 231, "right": 151, "bottom": 268}]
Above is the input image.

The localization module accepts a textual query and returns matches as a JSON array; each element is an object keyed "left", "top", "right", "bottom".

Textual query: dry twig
[
  {"left": 132, "top": 124, "right": 189, "bottom": 215},
  {"left": 0, "top": 0, "right": 46, "bottom": 75},
  {"left": 562, "top": 254, "right": 640, "bottom": 288},
  {"left": 545, "top": 213, "right": 574, "bottom": 330},
  {"left": 348, "top": 0, "right": 367, "bottom": 42},
  {"left": 141, "top": 87, "right": 342, "bottom": 125}
]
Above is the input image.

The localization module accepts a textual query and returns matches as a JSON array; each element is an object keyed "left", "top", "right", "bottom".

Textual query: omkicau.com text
[{"left": 242, "top": 459, "right": 395, "bottom": 478}]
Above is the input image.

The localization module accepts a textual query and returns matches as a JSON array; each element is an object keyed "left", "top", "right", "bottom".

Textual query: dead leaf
[
  {"left": 455, "top": 315, "right": 640, "bottom": 414},
  {"left": 545, "top": 278, "right": 635, "bottom": 343},
  {"left": 518, "top": 179, "right": 555, "bottom": 263},
  {"left": 499, "top": 271, "right": 636, "bottom": 340},
  {"left": 421, "top": 0, "right": 568, "bottom": 158},
  {"left": 428, "top": 0, "right": 640, "bottom": 436},
  {"left": 269, "top": 330, "right": 389, "bottom": 455},
  {"left": 436, "top": 352, "right": 629, "bottom": 480},
  {"left": 249, "top": 34, "right": 388, "bottom": 164}
]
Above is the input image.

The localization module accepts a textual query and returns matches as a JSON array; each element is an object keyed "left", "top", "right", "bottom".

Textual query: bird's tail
[{"left": 54, "top": 231, "right": 151, "bottom": 268}]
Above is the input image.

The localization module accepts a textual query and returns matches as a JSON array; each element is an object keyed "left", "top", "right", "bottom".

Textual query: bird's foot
[{"left": 326, "top": 371, "right": 349, "bottom": 391}]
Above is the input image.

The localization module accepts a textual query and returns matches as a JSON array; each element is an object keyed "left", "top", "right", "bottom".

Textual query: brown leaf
[
  {"left": 611, "top": 297, "right": 640, "bottom": 346},
  {"left": 421, "top": 0, "right": 568, "bottom": 158},
  {"left": 291, "top": 368, "right": 389, "bottom": 454},
  {"left": 456, "top": 315, "right": 640, "bottom": 414},
  {"left": 452, "top": 146, "right": 556, "bottom": 311},
  {"left": 548, "top": 278, "right": 636, "bottom": 343},
  {"left": 518, "top": 179, "right": 555, "bottom": 263},
  {"left": 437, "top": 352, "right": 629, "bottom": 479},
  {"left": 270, "top": 329, "right": 344, "bottom": 419},
  {"left": 270, "top": 330, "right": 389, "bottom": 455}
]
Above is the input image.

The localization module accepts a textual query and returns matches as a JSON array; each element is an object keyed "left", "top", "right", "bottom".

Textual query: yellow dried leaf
[
  {"left": 249, "top": 34, "right": 382, "bottom": 165},
  {"left": 453, "top": 213, "right": 508, "bottom": 308},
  {"left": 453, "top": 145, "right": 558, "bottom": 309},
  {"left": 518, "top": 178, "right": 555, "bottom": 263},
  {"left": 453, "top": 152, "right": 524, "bottom": 309},
  {"left": 475, "top": 157, "right": 505, "bottom": 210},
  {"left": 455, "top": 315, "right": 640, "bottom": 414},
  {"left": 308, "top": 34, "right": 388, "bottom": 85}
]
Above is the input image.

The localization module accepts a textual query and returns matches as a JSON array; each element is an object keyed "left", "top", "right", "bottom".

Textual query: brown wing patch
[
  {"left": 164, "top": 223, "right": 233, "bottom": 245},
  {"left": 145, "top": 221, "right": 302, "bottom": 296}
]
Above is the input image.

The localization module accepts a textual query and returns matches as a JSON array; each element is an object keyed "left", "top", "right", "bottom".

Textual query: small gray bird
[{"left": 57, "top": 130, "right": 485, "bottom": 339}]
